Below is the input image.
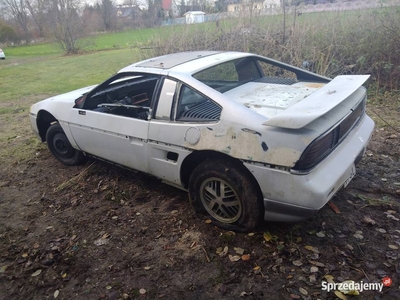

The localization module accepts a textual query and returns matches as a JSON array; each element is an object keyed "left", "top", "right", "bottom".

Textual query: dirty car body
[{"left": 29, "top": 51, "right": 375, "bottom": 231}]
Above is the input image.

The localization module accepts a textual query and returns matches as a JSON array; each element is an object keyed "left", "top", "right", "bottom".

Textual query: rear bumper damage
[{"left": 245, "top": 114, "right": 375, "bottom": 222}]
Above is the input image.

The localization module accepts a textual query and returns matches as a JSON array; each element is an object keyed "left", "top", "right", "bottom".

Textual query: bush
[
  {"left": 0, "top": 22, "right": 19, "bottom": 44},
  {"left": 144, "top": 7, "right": 400, "bottom": 90}
]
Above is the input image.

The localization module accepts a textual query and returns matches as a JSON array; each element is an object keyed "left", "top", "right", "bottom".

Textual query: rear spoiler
[{"left": 262, "top": 75, "right": 370, "bottom": 129}]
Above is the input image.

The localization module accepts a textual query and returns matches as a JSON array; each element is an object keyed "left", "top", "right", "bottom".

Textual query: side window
[
  {"left": 194, "top": 61, "right": 238, "bottom": 82},
  {"left": 235, "top": 58, "right": 261, "bottom": 82},
  {"left": 82, "top": 74, "right": 159, "bottom": 120},
  {"left": 193, "top": 57, "right": 261, "bottom": 93},
  {"left": 176, "top": 85, "right": 221, "bottom": 122}
]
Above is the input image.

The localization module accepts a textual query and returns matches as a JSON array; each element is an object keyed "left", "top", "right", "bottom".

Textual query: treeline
[{"left": 0, "top": 0, "right": 165, "bottom": 53}]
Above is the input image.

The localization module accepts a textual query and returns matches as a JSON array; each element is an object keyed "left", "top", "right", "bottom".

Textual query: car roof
[
  {"left": 134, "top": 51, "right": 220, "bottom": 69},
  {"left": 118, "top": 51, "right": 252, "bottom": 74}
]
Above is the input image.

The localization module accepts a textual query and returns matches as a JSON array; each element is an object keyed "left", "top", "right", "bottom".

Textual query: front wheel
[
  {"left": 189, "top": 159, "right": 263, "bottom": 232},
  {"left": 46, "top": 123, "right": 86, "bottom": 166}
]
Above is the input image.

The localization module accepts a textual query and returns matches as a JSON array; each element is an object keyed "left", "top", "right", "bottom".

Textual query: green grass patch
[
  {"left": 0, "top": 48, "right": 141, "bottom": 104},
  {"left": 0, "top": 48, "right": 142, "bottom": 165},
  {"left": 3, "top": 27, "right": 171, "bottom": 58}
]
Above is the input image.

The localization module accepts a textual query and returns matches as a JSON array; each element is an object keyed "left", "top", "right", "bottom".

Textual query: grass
[
  {"left": 3, "top": 27, "right": 170, "bottom": 58},
  {"left": 0, "top": 48, "right": 141, "bottom": 103},
  {"left": 0, "top": 48, "right": 142, "bottom": 166}
]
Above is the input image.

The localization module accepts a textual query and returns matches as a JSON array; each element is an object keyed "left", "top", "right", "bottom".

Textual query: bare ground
[{"left": 0, "top": 102, "right": 399, "bottom": 300}]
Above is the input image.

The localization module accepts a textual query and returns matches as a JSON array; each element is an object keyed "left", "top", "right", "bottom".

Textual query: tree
[
  {"left": 0, "top": 20, "right": 18, "bottom": 43},
  {"left": 97, "top": 0, "right": 116, "bottom": 31},
  {"left": 25, "top": 0, "right": 50, "bottom": 37},
  {"left": 214, "top": 0, "right": 227, "bottom": 12},
  {"left": 146, "top": 0, "right": 163, "bottom": 26},
  {"left": 48, "top": 0, "right": 85, "bottom": 54},
  {"left": 1, "top": 0, "right": 30, "bottom": 40}
]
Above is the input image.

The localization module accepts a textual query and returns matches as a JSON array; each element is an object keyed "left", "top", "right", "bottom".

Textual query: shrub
[{"left": 144, "top": 7, "right": 400, "bottom": 90}]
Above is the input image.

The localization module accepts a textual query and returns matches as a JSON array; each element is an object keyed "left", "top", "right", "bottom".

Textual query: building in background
[{"left": 184, "top": 11, "right": 206, "bottom": 23}]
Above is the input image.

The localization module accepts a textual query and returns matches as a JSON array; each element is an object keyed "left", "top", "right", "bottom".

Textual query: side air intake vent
[{"left": 179, "top": 101, "right": 221, "bottom": 121}]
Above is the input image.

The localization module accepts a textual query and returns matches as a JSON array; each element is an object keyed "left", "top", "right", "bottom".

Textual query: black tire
[
  {"left": 46, "top": 123, "right": 86, "bottom": 166},
  {"left": 189, "top": 159, "right": 263, "bottom": 232}
]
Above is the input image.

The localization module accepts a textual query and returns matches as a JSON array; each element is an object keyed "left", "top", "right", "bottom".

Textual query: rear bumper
[{"left": 244, "top": 114, "right": 375, "bottom": 222}]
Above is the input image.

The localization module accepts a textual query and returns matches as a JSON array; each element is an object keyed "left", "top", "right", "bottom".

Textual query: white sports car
[{"left": 29, "top": 51, "right": 375, "bottom": 231}]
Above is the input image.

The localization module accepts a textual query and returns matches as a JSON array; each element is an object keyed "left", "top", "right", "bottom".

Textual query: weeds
[
  {"left": 145, "top": 7, "right": 400, "bottom": 91},
  {"left": 54, "top": 162, "right": 95, "bottom": 192}
]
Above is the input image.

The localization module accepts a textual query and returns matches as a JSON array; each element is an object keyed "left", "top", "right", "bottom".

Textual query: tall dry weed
[{"left": 142, "top": 7, "right": 400, "bottom": 91}]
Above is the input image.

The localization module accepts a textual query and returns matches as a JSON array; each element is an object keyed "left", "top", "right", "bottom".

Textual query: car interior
[{"left": 79, "top": 76, "right": 159, "bottom": 120}]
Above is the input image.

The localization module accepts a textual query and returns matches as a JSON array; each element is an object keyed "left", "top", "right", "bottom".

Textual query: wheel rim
[
  {"left": 53, "top": 133, "right": 74, "bottom": 158},
  {"left": 199, "top": 177, "right": 242, "bottom": 223}
]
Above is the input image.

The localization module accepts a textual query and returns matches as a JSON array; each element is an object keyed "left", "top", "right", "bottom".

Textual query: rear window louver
[
  {"left": 179, "top": 101, "right": 221, "bottom": 121},
  {"left": 255, "top": 77, "right": 298, "bottom": 85}
]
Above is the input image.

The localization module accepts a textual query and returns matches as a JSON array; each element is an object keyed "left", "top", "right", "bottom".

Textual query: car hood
[{"left": 44, "top": 85, "right": 96, "bottom": 103}]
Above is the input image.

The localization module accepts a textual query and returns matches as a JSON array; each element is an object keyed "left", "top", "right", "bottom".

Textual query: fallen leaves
[
  {"left": 263, "top": 231, "right": 273, "bottom": 242},
  {"left": 0, "top": 265, "right": 8, "bottom": 273},
  {"left": 216, "top": 246, "right": 228, "bottom": 257},
  {"left": 338, "top": 280, "right": 360, "bottom": 296},
  {"left": 292, "top": 260, "right": 303, "bottom": 267},
  {"left": 324, "top": 274, "right": 335, "bottom": 283},
  {"left": 328, "top": 201, "right": 341, "bottom": 214},
  {"left": 362, "top": 216, "right": 376, "bottom": 225},
  {"left": 241, "top": 254, "right": 250, "bottom": 261},
  {"left": 217, "top": 245, "right": 251, "bottom": 262},
  {"left": 234, "top": 247, "right": 244, "bottom": 255},
  {"left": 139, "top": 288, "right": 146, "bottom": 295},
  {"left": 228, "top": 255, "right": 241, "bottom": 262},
  {"left": 94, "top": 233, "right": 111, "bottom": 246},
  {"left": 334, "top": 290, "right": 347, "bottom": 300},
  {"left": 304, "top": 245, "right": 319, "bottom": 254},
  {"left": 298, "top": 287, "right": 308, "bottom": 296},
  {"left": 31, "top": 269, "right": 42, "bottom": 277},
  {"left": 309, "top": 261, "right": 325, "bottom": 267}
]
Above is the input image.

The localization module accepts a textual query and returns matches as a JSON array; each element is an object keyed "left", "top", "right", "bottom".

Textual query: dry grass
[{"left": 145, "top": 7, "right": 400, "bottom": 91}]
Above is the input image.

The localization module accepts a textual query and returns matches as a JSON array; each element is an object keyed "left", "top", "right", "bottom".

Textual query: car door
[
  {"left": 147, "top": 78, "right": 222, "bottom": 186},
  {"left": 68, "top": 73, "right": 158, "bottom": 173}
]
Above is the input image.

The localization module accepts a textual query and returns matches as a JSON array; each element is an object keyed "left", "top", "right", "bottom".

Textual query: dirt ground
[{"left": 0, "top": 104, "right": 399, "bottom": 300}]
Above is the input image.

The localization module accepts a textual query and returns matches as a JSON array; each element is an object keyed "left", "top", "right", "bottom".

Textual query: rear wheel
[
  {"left": 46, "top": 123, "right": 86, "bottom": 166},
  {"left": 189, "top": 159, "right": 263, "bottom": 232}
]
